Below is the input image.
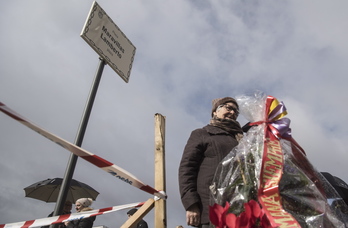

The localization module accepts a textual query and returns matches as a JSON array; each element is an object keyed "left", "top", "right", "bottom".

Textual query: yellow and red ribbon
[{"left": 255, "top": 96, "right": 301, "bottom": 228}]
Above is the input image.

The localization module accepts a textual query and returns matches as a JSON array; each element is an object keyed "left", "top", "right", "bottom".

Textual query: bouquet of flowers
[{"left": 209, "top": 92, "right": 348, "bottom": 228}]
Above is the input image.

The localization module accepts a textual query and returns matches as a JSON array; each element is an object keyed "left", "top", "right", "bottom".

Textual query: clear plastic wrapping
[{"left": 210, "top": 91, "right": 348, "bottom": 227}]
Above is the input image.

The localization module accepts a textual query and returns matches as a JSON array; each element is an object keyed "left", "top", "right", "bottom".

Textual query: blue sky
[{"left": 1, "top": 1, "right": 348, "bottom": 227}]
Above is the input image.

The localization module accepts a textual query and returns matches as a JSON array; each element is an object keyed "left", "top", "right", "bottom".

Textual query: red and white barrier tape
[
  {"left": 0, "top": 202, "right": 143, "bottom": 228},
  {"left": 0, "top": 102, "right": 166, "bottom": 200}
]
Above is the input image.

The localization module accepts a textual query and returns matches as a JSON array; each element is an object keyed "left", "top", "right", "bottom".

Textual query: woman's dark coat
[
  {"left": 178, "top": 124, "right": 239, "bottom": 224},
  {"left": 66, "top": 216, "right": 96, "bottom": 228}
]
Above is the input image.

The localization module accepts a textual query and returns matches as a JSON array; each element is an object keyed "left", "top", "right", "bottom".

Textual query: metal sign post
[
  {"left": 50, "top": 1, "right": 135, "bottom": 226},
  {"left": 51, "top": 58, "right": 106, "bottom": 225}
]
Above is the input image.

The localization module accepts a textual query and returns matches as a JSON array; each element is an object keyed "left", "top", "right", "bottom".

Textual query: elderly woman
[
  {"left": 65, "top": 198, "right": 96, "bottom": 228},
  {"left": 179, "top": 97, "right": 243, "bottom": 227}
]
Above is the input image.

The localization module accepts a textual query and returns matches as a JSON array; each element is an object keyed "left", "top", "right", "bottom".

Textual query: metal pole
[{"left": 50, "top": 58, "right": 106, "bottom": 226}]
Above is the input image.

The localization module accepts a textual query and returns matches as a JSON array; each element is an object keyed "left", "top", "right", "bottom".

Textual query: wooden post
[
  {"left": 154, "top": 113, "right": 167, "bottom": 228},
  {"left": 120, "top": 198, "right": 155, "bottom": 228}
]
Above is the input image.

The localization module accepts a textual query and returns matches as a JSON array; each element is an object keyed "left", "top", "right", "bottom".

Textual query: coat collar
[{"left": 203, "top": 124, "right": 229, "bottom": 135}]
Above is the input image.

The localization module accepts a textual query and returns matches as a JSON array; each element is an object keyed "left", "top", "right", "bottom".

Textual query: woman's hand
[{"left": 186, "top": 204, "right": 200, "bottom": 227}]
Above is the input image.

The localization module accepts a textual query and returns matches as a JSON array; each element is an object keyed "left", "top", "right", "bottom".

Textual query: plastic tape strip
[
  {"left": 0, "top": 202, "right": 143, "bottom": 228},
  {"left": 0, "top": 102, "right": 166, "bottom": 200}
]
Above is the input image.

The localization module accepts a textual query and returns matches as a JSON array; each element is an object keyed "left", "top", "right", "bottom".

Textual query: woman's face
[
  {"left": 63, "top": 202, "right": 72, "bottom": 213},
  {"left": 75, "top": 202, "right": 84, "bottom": 212},
  {"left": 213, "top": 102, "right": 239, "bottom": 120}
]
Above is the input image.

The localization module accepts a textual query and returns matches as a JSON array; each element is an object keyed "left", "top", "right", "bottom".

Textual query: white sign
[{"left": 81, "top": 1, "right": 136, "bottom": 83}]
